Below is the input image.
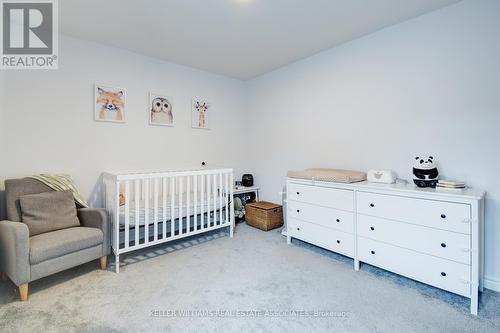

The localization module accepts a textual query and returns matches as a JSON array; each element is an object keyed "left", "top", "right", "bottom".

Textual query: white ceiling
[{"left": 60, "top": 0, "right": 461, "bottom": 80}]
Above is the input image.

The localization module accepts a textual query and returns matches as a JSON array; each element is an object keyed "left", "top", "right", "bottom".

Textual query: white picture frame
[
  {"left": 149, "top": 92, "right": 174, "bottom": 127},
  {"left": 94, "top": 84, "right": 126, "bottom": 123},
  {"left": 191, "top": 97, "right": 211, "bottom": 129}
]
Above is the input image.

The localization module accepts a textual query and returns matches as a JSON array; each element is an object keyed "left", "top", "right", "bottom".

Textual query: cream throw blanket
[{"left": 30, "top": 174, "right": 89, "bottom": 208}]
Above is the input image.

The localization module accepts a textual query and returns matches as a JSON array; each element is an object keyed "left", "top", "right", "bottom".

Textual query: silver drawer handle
[{"left": 460, "top": 248, "right": 472, "bottom": 253}]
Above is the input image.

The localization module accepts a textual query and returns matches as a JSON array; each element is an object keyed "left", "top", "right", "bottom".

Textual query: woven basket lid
[{"left": 246, "top": 201, "right": 281, "bottom": 210}]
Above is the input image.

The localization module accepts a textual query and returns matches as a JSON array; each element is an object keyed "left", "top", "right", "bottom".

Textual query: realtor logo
[{"left": 1, "top": 0, "right": 58, "bottom": 69}]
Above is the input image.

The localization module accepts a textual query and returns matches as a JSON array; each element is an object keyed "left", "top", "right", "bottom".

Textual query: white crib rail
[{"left": 103, "top": 168, "right": 234, "bottom": 273}]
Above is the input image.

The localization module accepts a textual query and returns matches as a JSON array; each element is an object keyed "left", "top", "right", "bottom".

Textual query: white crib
[{"left": 103, "top": 168, "right": 235, "bottom": 272}]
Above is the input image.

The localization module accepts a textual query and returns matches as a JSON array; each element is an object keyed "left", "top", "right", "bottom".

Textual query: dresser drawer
[
  {"left": 357, "top": 192, "right": 471, "bottom": 234},
  {"left": 358, "top": 237, "right": 471, "bottom": 297},
  {"left": 288, "top": 217, "right": 354, "bottom": 258},
  {"left": 288, "top": 183, "right": 353, "bottom": 211},
  {"left": 357, "top": 215, "right": 471, "bottom": 265},
  {"left": 288, "top": 201, "right": 354, "bottom": 234}
]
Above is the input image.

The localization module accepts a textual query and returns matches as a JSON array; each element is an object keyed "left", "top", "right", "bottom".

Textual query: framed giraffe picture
[{"left": 191, "top": 97, "right": 211, "bottom": 130}]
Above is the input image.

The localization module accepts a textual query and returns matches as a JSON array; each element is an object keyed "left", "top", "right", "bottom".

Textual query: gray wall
[
  {"left": 1, "top": 35, "right": 249, "bottom": 210},
  {"left": 246, "top": 0, "right": 500, "bottom": 289}
]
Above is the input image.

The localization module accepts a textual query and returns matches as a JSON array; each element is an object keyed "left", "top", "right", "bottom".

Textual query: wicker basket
[{"left": 245, "top": 201, "right": 283, "bottom": 231}]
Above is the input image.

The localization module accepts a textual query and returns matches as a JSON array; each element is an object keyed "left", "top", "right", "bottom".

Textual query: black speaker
[{"left": 242, "top": 174, "right": 254, "bottom": 187}]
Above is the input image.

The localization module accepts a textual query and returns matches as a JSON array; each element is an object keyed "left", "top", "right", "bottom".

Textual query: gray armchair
[{"left": 0, "top": 178, "right": 110, "bottom": 301}]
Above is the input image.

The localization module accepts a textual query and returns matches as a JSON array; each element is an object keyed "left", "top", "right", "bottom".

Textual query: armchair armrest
[
  {"left": 0, "top": 220, "right": 30, "bottom": 286},
  {"left": 77, "top": 208, "right": 110, "bottom": 256}
]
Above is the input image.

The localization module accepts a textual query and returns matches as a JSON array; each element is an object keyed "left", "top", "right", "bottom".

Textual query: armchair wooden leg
[
  {"left": 100, "top": 256, "right": 107, "bottom": 270},
  {"left": 1, "top": 272, "right": 7, "bottom": 281},
  {"left": 19, "top": 283, "right": 28, "bottom": 301}
]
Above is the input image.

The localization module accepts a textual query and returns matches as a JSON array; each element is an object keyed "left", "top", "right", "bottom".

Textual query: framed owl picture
[{"left": 149, "top": 93, "right": 174, "bottom": 126}]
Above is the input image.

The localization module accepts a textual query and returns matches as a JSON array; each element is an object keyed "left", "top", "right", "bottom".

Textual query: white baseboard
[{"left": 484, "top": 276, "right": 500, "bottom": 292}]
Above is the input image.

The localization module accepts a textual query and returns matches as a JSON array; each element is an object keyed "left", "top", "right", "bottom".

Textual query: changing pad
[{"left": 287, "top": 168, "right": 366, "bottom": 183}]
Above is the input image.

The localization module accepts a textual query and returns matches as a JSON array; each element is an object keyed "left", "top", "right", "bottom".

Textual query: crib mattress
[{"left": 119, "top": 194, "right": 228, "bottom": 227}]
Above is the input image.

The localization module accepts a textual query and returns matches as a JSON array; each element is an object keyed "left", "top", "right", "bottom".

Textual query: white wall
[
  {"left": 246, "top": 0, "right": 500, "bottom": 289},
  {"left": 1, "top": 35, "right": 248, "bottom": 209}
]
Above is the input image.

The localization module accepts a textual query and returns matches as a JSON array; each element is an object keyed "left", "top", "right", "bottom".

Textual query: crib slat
[
  {"left": 219, "top": 172, "right": 223, "bottom": 226},
  {"left": 214, "top": 173, "right": 217, "bottom": 225},
  {"left": 162, "top": 177, "right": 167, "bottom": 239},
  {"left": 124, "top": 181, "right": 130, "bottom": 248},
  {"left": 135, "top": 180, "right": 140, "bottom": 245},
  {"left": 170, "top": 177, "right": 175, "bottom": 237},
  {"left": 225, "top": 172, "right": 229, "bottom": 224},
  {"left": 115, "top": 181, "right": 120, "bottom": 253},
  {"left": 154, "top": 178, "right": 159, "bottom": 241},
  {"left": 179, "top": 176, "right": 183, "bottom": 235},
  {"left": 194, "top": 175, "right": 198, "bottom": 230},
  {"left": 201, "top": 174, "right": 205, "bottom": 229},
  {"left": 187, "top": 176, "right": 191, "bottom": 233},
  {"left": 207, "top": 174, "right": 211, "bottom": 228},
  {"left": 144, "top": 179, "right": 149, "bottom": 243},
  {"left": 213, "top": 173, "right": 217, "bottom": 226},
  {"left": 212, "top": 174, "right": 219, "bottom": 226},
  {"left": 230, "top": 173, "right": 235, "bottom": 236}
]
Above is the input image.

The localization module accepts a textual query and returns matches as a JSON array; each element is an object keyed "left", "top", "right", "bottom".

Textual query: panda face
[{"left": 414, "top": 156, "right": 435, "bottom": 170}]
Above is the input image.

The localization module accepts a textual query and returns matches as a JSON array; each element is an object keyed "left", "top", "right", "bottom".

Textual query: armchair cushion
[
  {"left": 5, "top": 178, "right": 53, "bottom": 222},
  {"left": 20, "top": 191, "right": 80, "bottom": 236},
  {"left": 29, "top": 227, "right": 103, "bottom": 265}
]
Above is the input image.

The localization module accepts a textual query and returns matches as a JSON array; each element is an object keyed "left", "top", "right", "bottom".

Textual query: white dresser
[{"left": 286, "top": 178, "right": 485, "bottom": 315}]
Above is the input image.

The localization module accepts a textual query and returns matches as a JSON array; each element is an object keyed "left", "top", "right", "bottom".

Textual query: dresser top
[{"left": 287, "top": 178, "right": 485, "bottom": 201}]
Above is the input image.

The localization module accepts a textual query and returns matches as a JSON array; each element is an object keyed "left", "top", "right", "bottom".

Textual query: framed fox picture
[
  {"left": 94, "top": 84, "right": 126, "bottom": 123},
  {"left": 191, "top": 97, "right": 211, "bottom": 129}
]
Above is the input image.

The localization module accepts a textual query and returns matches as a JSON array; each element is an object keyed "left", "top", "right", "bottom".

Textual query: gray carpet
[{"left": 0, "top": 223, "right": 499, "bottom": 333}]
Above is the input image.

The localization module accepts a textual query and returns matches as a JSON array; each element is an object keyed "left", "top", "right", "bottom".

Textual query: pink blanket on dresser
[{"left": 287, "top": 168, "right": 366, "bottom": 183}]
